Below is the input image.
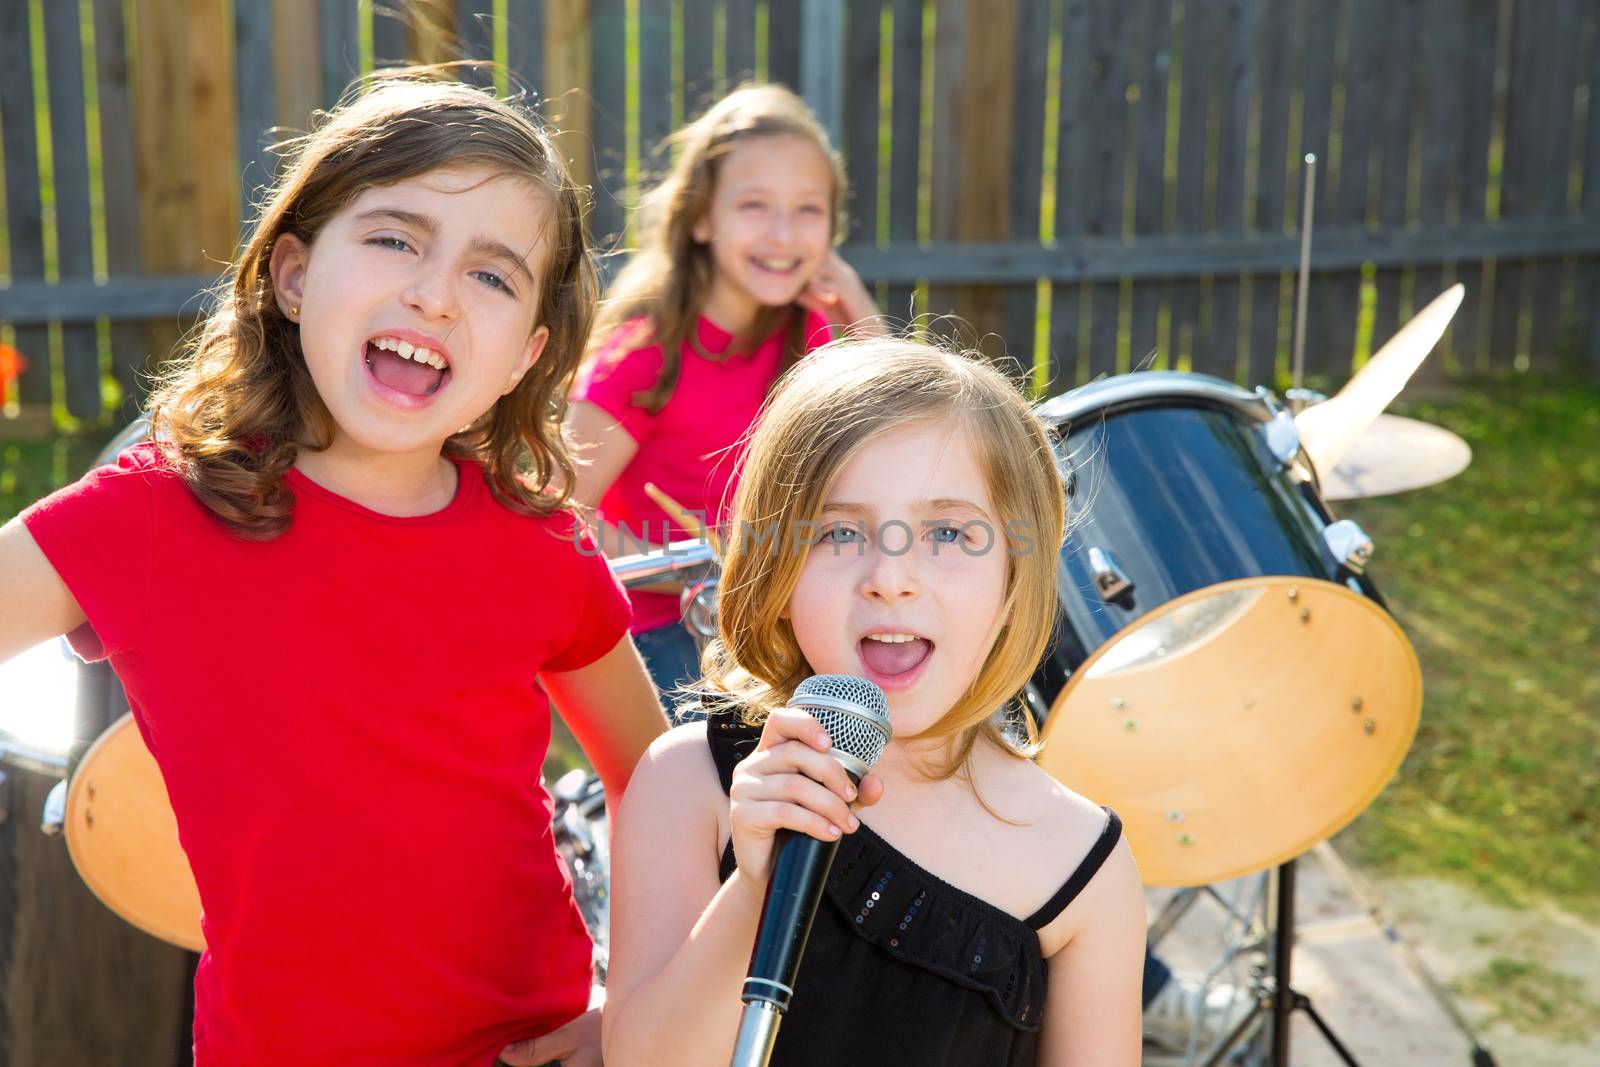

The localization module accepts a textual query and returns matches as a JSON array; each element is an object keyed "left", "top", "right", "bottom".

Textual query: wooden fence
[{"left": 2, "top": 0, "right": 1598, "bottom": 440}]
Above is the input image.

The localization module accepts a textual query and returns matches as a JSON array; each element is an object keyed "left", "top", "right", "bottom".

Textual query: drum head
[
  {"left": 0, "top": 639, "right": 78, "bottom": 774},
  {"left": 1037, "top": 576, "right": 1421, "bottom": 888},
  {"left": 65, "top": 714, "right": 205, "bottom": 952}
]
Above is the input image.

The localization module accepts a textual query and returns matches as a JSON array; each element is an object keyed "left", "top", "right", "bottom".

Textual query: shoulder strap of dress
[
  {"left": 1024, "top": 808, "right": 1122, "bottom": 930},
  {"left": 703, "top": 703, "right": 761, "bottom": 796}
]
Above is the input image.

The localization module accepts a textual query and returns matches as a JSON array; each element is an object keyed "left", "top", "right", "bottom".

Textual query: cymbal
[
  {"left": 1296, "top": 284, "right": 1464, "bottom": 475},
  {"left": 1318, "top": 413, "right": 1472, "bottom": 501}
]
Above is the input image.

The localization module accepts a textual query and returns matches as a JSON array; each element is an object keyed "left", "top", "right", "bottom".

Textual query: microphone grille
[{"left": 791, "top": 675, "right": 892, "bottom": 772}]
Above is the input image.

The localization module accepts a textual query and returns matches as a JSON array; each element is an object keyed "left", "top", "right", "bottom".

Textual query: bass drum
[
  {"left": 1029, "top": 373, "right": 1422, "bottom": 888},
  {"left": 0, "top": 641, "right": 195, "bottom": 1066}
]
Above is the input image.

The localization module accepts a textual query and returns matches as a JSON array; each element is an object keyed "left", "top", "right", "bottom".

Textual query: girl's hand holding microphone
[{"left": 728, "top": 707, "right": 884, "bottom": 899}]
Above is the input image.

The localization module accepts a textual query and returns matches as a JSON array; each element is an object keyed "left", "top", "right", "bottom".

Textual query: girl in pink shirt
[{"left": 569, "top": 84, "right": 886, "bottom": 699}]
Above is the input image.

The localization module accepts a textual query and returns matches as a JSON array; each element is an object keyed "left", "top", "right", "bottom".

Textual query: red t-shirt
[
  {"left": 573, "top": 311, "right": 833, "bottom": 631},
  {"left": 22, "top": 443, "right": 630, "bottom": 1066}
]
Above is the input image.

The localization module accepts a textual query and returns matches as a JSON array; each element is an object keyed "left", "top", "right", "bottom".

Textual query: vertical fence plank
[
  {"left": 884, "top": 0, "right": 924, "bottom": 326},
  {"left": 1129, "top": 0, "right": 1174, "bottom": 371},
  {"left": 372, "top": 2, "right": 412, "bottom": 65},
  {"left": 545, "top": 0, "right": 591, "bottom": 192},
  {"left": 1048, "top": 0, "right": 1090, "bottom": 389},
  {"left": 800, "top": 0, "right": 843, "bottom": 145},
  {"left": 927, "top": 0, "right": 964, "bottom": 341},
  {"left": 235, "top": 0, "right": 278, "bottom": 218},
  {"left": 1324, "top": 0, "right": 1388, "bottom": 382},
  {"left": 456, "top": 0, "right": 498, "bottom": 83},
  {"left": 1450, "top": 0, "right": 1497, "bottom": 371},
  {"left": 843, "top": 0, "right": 883, "bottom": 248},
  {"left": 1245, "top": 0, "right": 1290, "bottom": 387},
  {"left": 42, "top": 0, "right": 102, "bottom": 422},
  {"left": 1003, "top": 0, "right": 1050, "bottom": 371},
  {"left": 275, "top": 0, "right": 322, "bottom": 133},
  {"left": 1583, "top": 5, "right": 1600, "bottom": 374},
  {"left": 1084, "top": 0, "right": 1136, "bottom": 381},
  {"left": 1527, "top": 0, "right": 1582, "bottom": 370},
  {"left": 955, "top": 0, "right": 1015, "bottom": 362},
  {"left": 1408, "top": 0, "right": 1458, "bottom": 388},
  {"left": 1322, "top": 0, "right": 1381, "bottom": 377},
  {"left": 767, "top": 0, "right": 802, "bottom": 90},
  {"left": 726, "top": 0, "right": 758, "bottom": 84},
  {"left": 1295, "top": 0, "right": 1338, "bottom": 381},
  {"left": 682, "top": 0, "right": 715, "bottom": 115},
  {"left": 0, "top": 0, "right": 50, "bottom": 412},
  {"left": 190, "top": 0, "right": 240, "bottom": 270},
  {"left": 1205, "top": 0, "right": 1253, "bottom": 382},
  {"left": 320, "top": 0, "right": 362, "bottom": 105},
  {"left": 587, "top": 0, "right": 628, "bottom": 251},
  {"left": 1168, "top": 0, "right": 1211, "bottom": 371},
  {"left": 91, "top": 0, "right": 147, "bottom": 421},
  {"left": 1489, "top": 0, "right": 1547, "bottom": 368},
  {"left": 638, "top": 0, "right": 673, "bottom": 180},
  {"left": 1369, "top": 0, "right": 1420, "bottom": 361},
  {"left": 504, "top": 0, "right": 545, "bottom": 95}
]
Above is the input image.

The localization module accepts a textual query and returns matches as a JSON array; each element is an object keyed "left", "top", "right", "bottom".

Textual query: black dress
[{"left": 705, "top": 714, "right": 1123, "bottom": 1066}]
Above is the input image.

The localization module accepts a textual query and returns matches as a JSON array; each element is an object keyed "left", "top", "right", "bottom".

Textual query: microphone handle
[{"left": 740, "top": 829, "right": 840, "bottom": 1012}]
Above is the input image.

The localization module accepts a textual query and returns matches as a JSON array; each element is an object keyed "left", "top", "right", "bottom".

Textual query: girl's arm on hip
[
  {"left": 1037, "top": 837, "right": 1146, "bottom": 1066},
  {"left": 0, "top": 517, "right": 85, "bottom": 665},
  {"left": 540, "top": 634, "right": 669, "bottom": 803},
  {"left": 601, "top": 724, "right": 766, "bottom": 1067}
]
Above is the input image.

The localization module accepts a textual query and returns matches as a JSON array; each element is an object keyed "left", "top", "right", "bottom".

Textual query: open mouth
[
  {"left": 364, "top": 334, "right": 451, "bottom": 398},
  {"left": 750, "top": 255, "right": 802, "bottom": 275},
  {"left": 858, "top": 631, "right": 934, "bottom": 685}
]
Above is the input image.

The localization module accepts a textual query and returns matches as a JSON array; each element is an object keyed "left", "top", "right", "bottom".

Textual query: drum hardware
[
  {"left": 1291, "top": 153, "right": 1318, "bottom": 398},
  {"left": 1260, "top": 404, "right": 1302, "bottom": 468},
  {"left": 1087, "top": 546, "right": 1134, "bottom": 603},
  {"left": 1321, "top": 520, "right": 1374, "bottom": 573}
]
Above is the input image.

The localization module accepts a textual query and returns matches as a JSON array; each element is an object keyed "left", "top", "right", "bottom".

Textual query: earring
[{"left": 290, "top": 306, "right": 299, "bottom": 318}]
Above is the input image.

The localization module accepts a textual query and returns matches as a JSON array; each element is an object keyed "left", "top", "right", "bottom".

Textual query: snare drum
[
  {"left": 0, "top": 643, "right": 193, "bottom": 1065},
  {"left": 1030, "top": 373, "right": 1422, "bottom": 888}
]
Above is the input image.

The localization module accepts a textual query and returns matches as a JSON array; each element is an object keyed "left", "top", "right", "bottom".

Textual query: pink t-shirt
[
  {"left": 23, "top": 444, "right": 630, "bottom": 1066},
  {"left": 574, "top": 311, "right": 833, "bottom": 631}
]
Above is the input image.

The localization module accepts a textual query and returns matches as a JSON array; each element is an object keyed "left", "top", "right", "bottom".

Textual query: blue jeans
[
  {"left": 1144, "top": 948, "right": 1171, "bottom": 1008},
  {"left": 633, "top": 622, "right": 705, "bottom": 723}
]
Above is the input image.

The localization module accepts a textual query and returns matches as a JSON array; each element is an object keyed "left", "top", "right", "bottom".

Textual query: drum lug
[
  {"left": 1262, "top": 408, "right": 1302, "bottom": 468},
  {"left": 1088, "top": 546, "right": 1135, "bottom": 602},
  {"left": 41, "top": 776, "right": 67, "bottom": 835},
  {"left": 1323, "top": 519, "right": 1375, "bottom": 573}
]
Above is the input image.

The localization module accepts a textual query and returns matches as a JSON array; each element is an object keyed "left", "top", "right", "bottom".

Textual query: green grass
[
  {"left": 1454, "top": 957, "right": 1600, "bottom": 1043},
  {"left": 1335, "top": 381, "right": 1600, "bottom": 918}
]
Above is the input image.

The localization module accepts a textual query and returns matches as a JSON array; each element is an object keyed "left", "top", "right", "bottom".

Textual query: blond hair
[
  {"left": 586, "top": 83, "right": 847, "bottom": 413},
  {"left": 703, "top": 337, "right": 1065, "bottom": 778},
  {"left": 146, "top": 69, "right": 597, "bottom": 539}
]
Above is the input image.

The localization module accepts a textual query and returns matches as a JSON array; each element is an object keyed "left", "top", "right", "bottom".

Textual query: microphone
[{"left": 729, "top": 675, "right": 892, "bottom": 1067}]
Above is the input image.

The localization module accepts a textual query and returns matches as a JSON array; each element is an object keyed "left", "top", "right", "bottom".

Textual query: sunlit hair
[
  {"left": 145, "top": 68, "right": 598, "bottom": 539},
  {"left": 585, "top": 82, "right": 847, "bottom": 414},
  {"left": 701, "top": 338, "right": 1066, "bottom": 779}
]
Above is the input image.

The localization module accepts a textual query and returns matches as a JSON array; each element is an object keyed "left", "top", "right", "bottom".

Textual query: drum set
[{"left": 0, "top": 284, "right": 1478, "bottom": 1064}]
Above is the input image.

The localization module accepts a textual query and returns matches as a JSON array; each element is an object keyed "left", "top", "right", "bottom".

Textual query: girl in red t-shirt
[
  {"left": 0, "top": 73, "right": 666, "bottom": 1067},
  {"left": 569, "top": 84, "right": 886, "bottom": 699}
]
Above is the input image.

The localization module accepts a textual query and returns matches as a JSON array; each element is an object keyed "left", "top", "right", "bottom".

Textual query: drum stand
[{"left": 1199, "top": 859, "right": 1361, "bottom": 1067}]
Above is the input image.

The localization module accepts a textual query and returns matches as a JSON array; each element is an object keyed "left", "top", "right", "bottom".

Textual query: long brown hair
[
  {"left": 145, "top": 69, "right": 598, "bottom": 539},
  {"left": 703, "top": 338, "right": 1067, "bottom": 780},
  {"left": 586, "top": 83, "right": 846, "bottom": 414}
]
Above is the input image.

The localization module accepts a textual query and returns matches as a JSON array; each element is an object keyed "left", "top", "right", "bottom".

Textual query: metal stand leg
[{"left": 1195, "top": 859, "right": 1367, "bottom": 1067}]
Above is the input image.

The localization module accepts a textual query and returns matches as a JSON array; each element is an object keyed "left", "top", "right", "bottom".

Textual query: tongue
[
  {"left": 860, "top": 638, "right": 932, "bottom": 677},
  {"left": 368, "top": 345, "right": 444, "bottom": 396}
]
